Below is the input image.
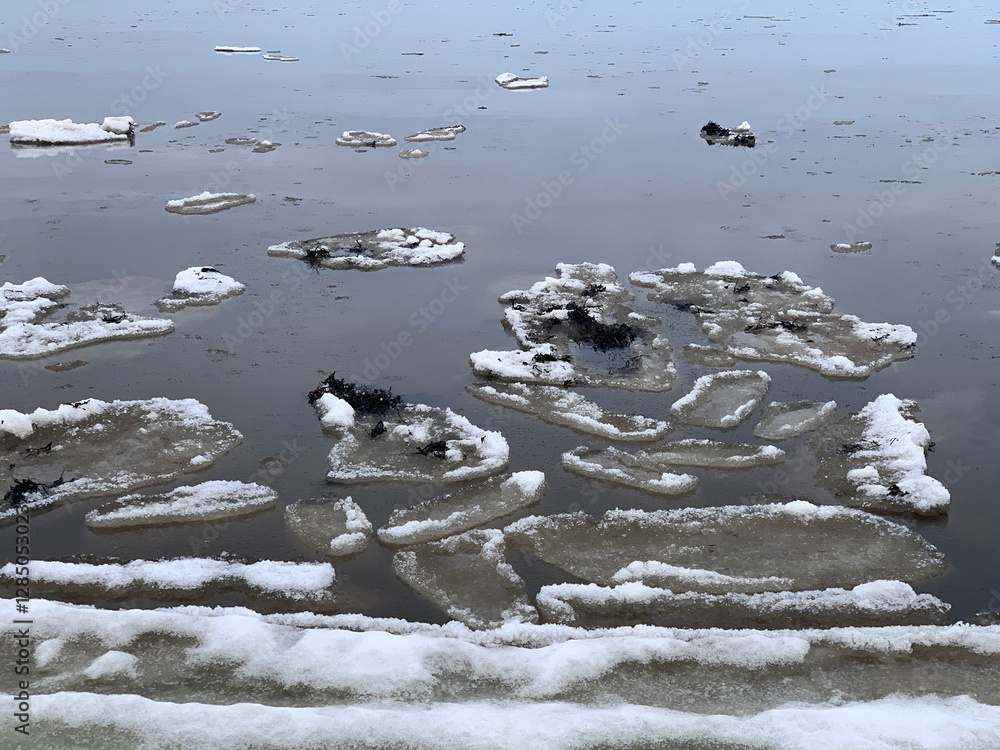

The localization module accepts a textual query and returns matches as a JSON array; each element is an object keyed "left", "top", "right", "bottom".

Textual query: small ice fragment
[
  {"left": 831, "top": 242, "right": 872, "bottom": 253},
  {"left": 9, "top": 118, "right": 132, "bottom": 145},
  {"left": 214, "top": 46, "right": 261, "bottom": 53},
  {"left": 335, "top": 131, "right": 396, "bottom": 148},
  {"left": 285, "top": 497, "right": 373, "bottom": 558},
  {"left": 495, "top": 72, "right": 549, "bottom": 89},
  {"left": 734, "top": 121, "right": 751, "bottom": 132},
  {"left": 155, "top": 267, "right": 245, "bottom": 311},
  {"left": 165, "top": 192, "right": 255, "bottom": 215},
  {"left": 561, "top": 446, "right": 699, "bottom": 497},
  {"left": 404, "top": 125, "right": 465, "bottom": 142},
  {"left": 101, "top": 116, "right": 135, "bottom": 135},
  {"left": 196, "top": 111, "right": 222, "bottom": 122},
  {"left": 174, "top": 120, "right": 199, "bottom": 129},
  {"left": 268, "top": 227, "right": 464, "bottom": 271},
  {"left": 670, "top": 370, "right": 771, "bottom": 428},
  {"left": 755, "top": 400, "right": 837, "bottom": 440},
  {"left": 262, "top": 54, "right": 298, "bottom": 62},
  {"left": 139, "top": 121, "right": 166, "bottom": 132},
  {"left": 399, "top": 149, "right": 429, "bottom": 159}
]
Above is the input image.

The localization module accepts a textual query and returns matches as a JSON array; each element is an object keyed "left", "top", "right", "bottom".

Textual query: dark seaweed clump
[
  {"left": 701, "top": 121, "right": 727, "bottom": 137},
  {"left": 303, "top": 246, "right": 332, "bottom": 268},
  {"left": 308, "top": 373, "right": 403, "bottom": 416},
  {"left": 3, "top": 473, "right": 64, "bottom": 508},
  {"left": 700, "top": 121, "right": 755, "bottom": 148},
  {"left": 415, "top": 441, "right": 449, "bottom": 458},
  {"left": 565, "top": 302, "right": 638, "bottom": 351}
]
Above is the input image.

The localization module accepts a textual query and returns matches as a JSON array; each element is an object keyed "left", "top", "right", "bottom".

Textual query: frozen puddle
[
  {"left": 495, "top": 72, "right": 549, "bottom": 89},
  {"left": 631, "top": 261, "right": 916, "bottom": 378},
  {"left": 335, "top": 130, "right": 396, "bottom": 148},
  {"left": 562, "top": 447, "right": 698, "bottom": 497},
  {"left": 393, "top": 529, "right": 537, "bottom": 629},
  {"left": 377, "top": 471, "right": 546, "bottom": 547},
  {"left": 165, "top": 192, "right": 255, "bottom": 215},
  {"left": 9, "top": 116, "right": 133, "bottom": 145},
  {"left": 285, "top": 496, "right": 373, "bottom": 557},
  {"left": 536, "top": 580, "right": 950, "bottom": 629},
  {"left": 467, "top": 382, "right": 671, "bottom": 441},
  {"left": 268, "top": 227, "right": 464, "bottom": 270},
  {"left": 0, "top": 558, "right": 335, "bottom": 611},
  {"left": 504, "top": 503, "right": 946, "bottom": 589},
  {"left": 405, "top": 125, "right": 465, "bottom": 142},
  {"left": 310, "top": 375, "right": 508, "bottom": 484},
  {"left": 670, "top": 370, "right": 771, "bottom": 428},
  {"left": 470, "top": 263, "right": 675, "bottom": 391},
  {"left": 0, "top": 277, "right": 173, "bottom": 359},
  {"left": 86, "top": 480, "right": 275, "bottom": 529},
  {"left": 755, "top": 400, "right": 837, "bottom": 440},
  {"left": 155, "top": 267, "right": 245, "bottom": 312},
  {"left": 811, "top": 394, "right": 950, "bottom": 516},
  {"left": 0, "top": 398, "right": 242, "bottom": 523}
]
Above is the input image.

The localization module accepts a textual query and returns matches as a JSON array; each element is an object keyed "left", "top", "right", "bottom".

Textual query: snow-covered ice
[
  {"left": 398, "top": 148, "right": 429, "bottom": 159},
  {"left": 639, "top": 439, "right": 786, "bottom": 469},
  {"left": 495, "top": 72, "right": 549, "bottom": 89},
  {"left": 154, "top": 267, "right": 245, "bottom": 312},
  {"left": 561, "top": 446, "right": 699, "bottom": 496},
  {"left": 174, "top": 120, "right": 198, "bottom": 129},
  {"left": 214, "top": 45, "right": 261, "bottom": 52},
  {"left": 195, "top": 111, "right": 222, "bottom": 122},
  {"left": 9, "top": 117, "right": 132, "bottom": 145},
  {"left": 755, "top": 400, "right": 837, "bottom": 440},
  {"left": 165, "top": 192, "right": 256, "bottom": 215},
  {"left": 335, "top": 130, "right": 396, "bottom": 148},
  {"left": 262, "top": 53, "right": 298, "bottom": 61},
  {"left": 285, "top": 496, "right": 373, "bottom": 557},
  {"left": 670, "top": 369, "right": 771, "bottom": 428},
  {"left": 832, "top": 241, "right": 873, "bottom": 253},
  {"left": 405, "top": 125, "right": 465, "bottom": 142},
  {"left": 268, "top": 227, "right": 464, "bottom": 270},
  {"left": 683, "top": 342, "right": 736, "bottom": 367}
]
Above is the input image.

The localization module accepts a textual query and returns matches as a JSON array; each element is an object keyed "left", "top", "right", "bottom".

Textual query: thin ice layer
[
  {"left": 504, "top": 503, "right": 947, "bottom": 589},
  {"left": 811, "top": 394, "right": 950, "bottom": 516},
  {"left": 670, "top": 369, "right": 771, "bottom": 428},
  {"left": 164, "top": 192, "right": 256, "bottom": 215},
  {"left": 467, "top": 382, "right": 671, "bottom": 441},
  {"left": 630, "top": 262, "right": 916, "bottom": 378},
  {"left": 377, "top": 471, "right": 546, "bottom": 547},
  {"left": 86, "top": 481, "right": 276, "bottom": 529},
  {"left": 0, "top": 278, "right": 173, "bottom": 359},
  {"left": 155, "top": 267, "right": 245, "bottom": 311},
  {"left": 285, "top": 497, "right": 373, "bottom": 557},
  {"left": 561, "top": 447, "right": 699, "bottom": 497},
  {"left": 536, "top": 580, "right": 950, "bottom": 629},
  {"left": 393, "top": 529, "right": 537, "bottom": 629},
  {"left": 495, "top": 72, "right": 549, "bottom": 89},
  {"left": 755, "top": 400, "right": 837, "bottom": 440},
  {"left": 0, "top": 398, "right": 242, "bottom": 524},
  {"left": 471, "top": 263, "right": 675, "bottom": 391},
  {"left": 268, "top": 227, "right": 464, "bottom": 270}
]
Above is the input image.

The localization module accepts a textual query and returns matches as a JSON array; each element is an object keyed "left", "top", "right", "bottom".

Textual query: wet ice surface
[
  {"left": 631, "top": 262, "right": 917, "bottom": 378},
  {"left": 467, "top": 382, "right": 671, "bottom": 441},
  {"left": 0, "top": 278, "right": 173, "bottom": 359},
  {"left": 495, "top": 72, "right": 549, "bottom": 89},
  {"left": 470, "top": 263, "right": 675, "bottom": 390},
  {"left": 682, "top": 343, "right": 736, "bottom": 367},
  {"left": 86, "top": 480, "right": 275, "bottom": 529},
  {"left": 832, "top": 241, "right": 873, "bottom": 253},
  {"left": 154, "top": 267, "right": 244, "bottom": 312},
  {"left": 393, "top": 529, "right": 537, "bottom": 629},
  {"left": 285, "top": 496, "right": 373, "bottom": 558},
  {"left": 262, "top": 54, "right": 298, "bottom": 62},
  {"left": 639, "top": 439, "right": 786, "bottom": 469},
  {"left": 561, "top": 447, "right": 699, "bottom": 497},
  {"left": 755, "top": 400, "right": 838, "bottom": 440},
  {"left": 164, "top": 192, "right": 256, "bottom": 215},
  {"left": 811, "top": 394, "right": 951, "bottom": 516},
  {"left": 8, "top": 117, "right": 133, "bottom": 145},
  {"left": 404, "top": 125, "right": 465, "bottom": 142},
  {"left": 269, "top": 227, "right": 464, "bottom": 270},
  {"left": 670, "top": 369, "right": 771, "bottom": 428},
  {"left": 505, "top": 503, "right": 946, "bottom": 589},
  {"left": 377, "top": 471, "right": 546, "bottom": 547},
  {"left": 335, "top": 130, "right": 397, "bottom": 148},
  {"left": 398, "top": 148, "right": 428, "bottom": 159},
  {"left": 0, "top": 398, "right": 242, "bottom": 523}
]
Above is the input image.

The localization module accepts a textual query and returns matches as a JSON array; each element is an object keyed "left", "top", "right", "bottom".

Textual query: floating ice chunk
[
  {"left": 561, "top": 447, "right": 698, "bottom": 497},
  {"left": 174, "top": 120, "right": 198, "bottom": 129},
  {"left": 262, "top": 53, "right": 298, "bottom": 61},
  {"left": 495, "top": 72, "right": 549, "bottom": 89},
  {"left": 214, "top": 45, "right": 261, "bottom": 52},
  {"left": 536, "top": 579, "right": 950, "bottom": 629},
  {"left": 393, "top": 529, "right": 537, "bottom": 629},
  {"left": 9, "top": 118, "right": 131, "bottom": 145},
  {"left": 471, "top": 263, "right": 676, "bottom": 391},
  {"left": 377, "top": 472, "right": 546, "bottom": 547},
  {"left": 811, "top": 394, "right": 950, "bottom": 516},
  {"left": 683, "top": 343, "right": 736, "bottom": 367},
  {"left": 399, "top": 148, "right": 429, "bottom": 159},
  {"left": 631, "top": 263, "right": 916, "bottom": 378},
  {"left": 86, "top": 480, "right": 275, "bottom": 529},
  {"left": 505, "top": 503, "right": 946, "bottom": 589},
  {"left": 639, "top": 439, "right": 786, "bottom": 468},
  {"left": 195, "top": 111, "right": 222, "bottom": 122},
  {"left": 700, "top": 121, "right": 755, "bottom": 147},
  {"left": 154, "top": 267, "right": 244, "bottom": 312},
  {"left": 405, "top": 125, "right": 466, "bottom": 142},
  {"left": 268, "top": 227, "right": 464, "bottom": 270},
  {"left": 467, "top": 382, "right": 671, "bottom": 441},
  {"left": 252, "top": 140, "right": 280, "bottom": 153},
  {"left": 285, "top": 496, "right": 373, "bottom": 558},
  {"left": 101, "top": 116, "right": 135, "bottom": 135},
  {"left": 755, "top": 400, "right": 837, "bottom": 440},
  {"left": 0, "top": 278, "right": 173, "bottom": 359},
  {"left": 670, "top": 370, "right": 771, "bottom": 428},
  {"left": 139, "top": 121, "right": 166, "bottom": 132},
  {"left": 336, "top": 130, "right": 396, "bottom": 147},
  {"left": 832, "top": 241, "right": 872, "bottom": 253},
  {"left": 165, "top": 191, "right": 255, "bottom": 215}
]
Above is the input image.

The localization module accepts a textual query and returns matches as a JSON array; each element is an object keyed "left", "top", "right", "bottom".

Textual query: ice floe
[
  {"left": 285, "top": 496, "right": 373, "bottom": 557},
  {"left": 470, "top": 263, "right": 675, "bottom": 391},
  {"left": 335, "top": 130, "right": 397, "bottom": 148},
  {"left": 467, "top": 382, "right": 671, "bottom": 441},
  {"left": 630, "top": 261, "right": 917, "bottom": 378},
  {"left": 495, "top": 72, "right": 549, "bottom": 89},
  {"left": 377, "top": 471, "right": 546, "bottom": 547},
  {"left": 682, "top": 342, "right": 736, "bottom": 367},
  {"left": 755, "top": 400, "right": 837, "bottom": 440},
  {"left": 1, "top": 398, "right": 242, "bottom": 523},
  {"left": 398, "top": 148, "right": 429, "bottom": 159},
  {"left": 700, "top": 120, "right": 756, "bottom": 147},
  {"left": 268, "top": 227, "right": 464, "bottom": 270},
  {"left": 636, "top": 439, "right": 786, "bottom": 468},
  {"left": 0, "top": 278, "right": 172, "bottom": 359},
  {"left": 670, "top": 369, "right": 771, "bottom": 428},
  {"left": 405, "top": 125, "right": 466, "bottom": 142},
  {"left": 393, "top": 529, "right": 537, "bottom": 629},
  {"left": 504, "top": 503, "right": 946, "bottom": 589},
  {"left": 831, "top": 241, "right": 873, "bottom": 253},
  {"left": 86, "top": 480, "right": 274, "bottom": 529},
  {"left": 195, "top": 111, "right": 222, "bottom": 122},
  {"left": 165, "top": 191, "right": 256, "bottom": 215},
  {"left": 561, "top": 447, "right": 699, "bottom": 497},
  {"left": 173, "top": 120, "right": 198, "bottom": 129},
  {"left": 811, "top": 394, "right": 950, "bottom": 516},
  {"left": 8, "top": 116, "right": 133, "bottom": 145},
  {"left": 262, "top": 53, "right": 298, "bottom": 62},
  {"left": 214, "top": 45, "right": 261, "bottom": 52},
  {"left": 154, "top": 267, "right": 245, "bottom": 312}
]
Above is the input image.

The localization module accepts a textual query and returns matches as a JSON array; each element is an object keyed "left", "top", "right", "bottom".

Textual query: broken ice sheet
[
  {"left": 470, "top": 263, "right": 675, "bottom": 391},
  {"left": 495, "top": 72, "right": 549, "bottom": 89},
  {"left": 561, "top": 447, "right": 698, "bottom": 497},
  {"left": 810, "top": 394, "right": 950, "bottom": 516},
  {"left": 377, "top": 471, "right": 545, "bottom": 548},
  {"left": 405, "top": 125, "right": 465, "bottom": 142},
  {"left": 154, "top": 267, "right": 245, "bottom": 312},
  {"left": 86, "top": 480, "right": 275, "bottom": 530},
  {"left": 536, "top": 579, "right": 950, "bottom": 629},
  {"left": 0, "top": 398, "right": 242, "bottom": 524},
  {"left": 165, "top": 192, "right": 255, "bottom": 215},
  {"left": 755, "top": 400, "right": 837, "bottom": 441},
  {"left": 467, "top": 382, "right": 671, "bottom": 441},
  {"left": 393, "top": 528, "right": 537, "bottom": 629},
  {"left": 0, "top": 278, "right": 173, "bottom": 359},
  {"left": 268, "top": 227, "right": 464, "bottom": 271},
  {"left": 285, "top": 496, "right": 373, "bottom": 557},
  {"left": 504, "top": 502, "right": 946, "bottom": 589},
  {"left": 670, "top": 369, "right": 771, "bottom": 428},
  {"left": 630, "top": 261, "right": 916, "bottom": 378},
  {"left": 8, "top": 116, "right": 133, "bottom": 145},
  {"left": 335, "top": 130, "right": 397, "bottom": 148}
]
